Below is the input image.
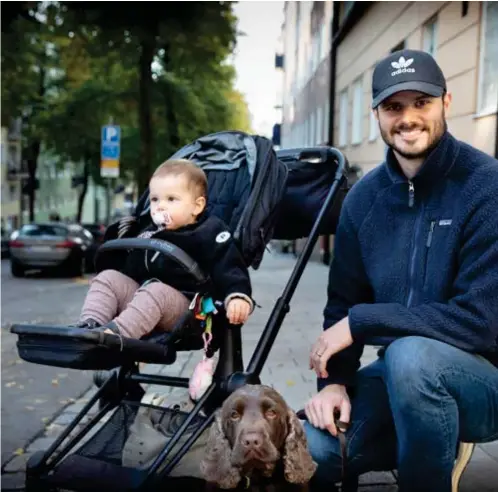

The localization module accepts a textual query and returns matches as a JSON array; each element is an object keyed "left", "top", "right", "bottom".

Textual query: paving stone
[
  {"left": 26, "top": 436, "right": 57, "bottom": 453},
  {"left": 1, "top": 471, "right": 25, "bottom": 490},
  {"left": 480, "top": 441, "right": 498, "bottom": 462},
  {"left": 2, "top": 452, "right": 32, "bottom": 473}
]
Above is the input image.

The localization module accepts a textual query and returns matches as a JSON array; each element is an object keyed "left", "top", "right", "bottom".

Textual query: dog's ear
[
  {"left": 283, "top": 410, "right": 317, "bottom": 484},
  {"left": 200, "top": 411, "right": 241, "bottom": 489}
]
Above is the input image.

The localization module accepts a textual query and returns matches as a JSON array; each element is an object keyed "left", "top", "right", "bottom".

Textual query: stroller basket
[{"left": 10, "top": 136, "right": 348, "bottom": 492}]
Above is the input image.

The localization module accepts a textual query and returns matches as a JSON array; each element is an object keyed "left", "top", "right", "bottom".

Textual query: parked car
[
  {"left": 81, "top": 222, "right": 106, "bottom": 272},
  {"left": 9, "top": 222, "right": 93, "bottom": 277}
]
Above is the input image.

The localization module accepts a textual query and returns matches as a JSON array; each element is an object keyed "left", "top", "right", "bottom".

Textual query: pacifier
[{"left": 152, "top": 210, "right": 172, "bottom": 228}]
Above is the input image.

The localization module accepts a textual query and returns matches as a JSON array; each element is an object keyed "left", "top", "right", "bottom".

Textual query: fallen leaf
[
  {"left": 13, "top": 448, "right": 24, "bottom": 456},
  {"left": 41, "top": 417, "right": 50, "bottom": 423},
  {"left": 34, "top": 399, "right": 46, "bottom": 404},
  {"left": 5, "top": 382, "right": 16, "bottom": 388},
  {"left": 57, "top": 373, "right": 68, "bottom": 378},
  {"left": 25, "top": 406, "right": 35, "bottom": 411},
  {"left": 51, "top": 379, "right": 59, "bottom": 386},
  {"left": 19, "top": 385, "right": 25, "bottom": 390},
  {"left": 286, "top": 380, "right": 296, "bottom": 387}
]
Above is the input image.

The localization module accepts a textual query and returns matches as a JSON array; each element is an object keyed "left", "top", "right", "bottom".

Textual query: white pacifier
[{"left": 152, "top": 210, "right": 172, "bottom": 228}]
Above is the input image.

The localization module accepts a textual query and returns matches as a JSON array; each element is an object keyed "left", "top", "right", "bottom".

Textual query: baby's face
[{"left": 149, "top": 174, "right": 205, "bottom": 230}]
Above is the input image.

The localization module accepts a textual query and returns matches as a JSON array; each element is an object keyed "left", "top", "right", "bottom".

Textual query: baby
[{"left": 73, "top": 158, "right": 253, "bottom": 339}]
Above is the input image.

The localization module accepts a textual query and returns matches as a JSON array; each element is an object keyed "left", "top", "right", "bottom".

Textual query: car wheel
[
  {"left": 11, "top": 260, "right": 25, "bottom": 278},
  {"left": 68, "top": 255, "right": 85, "bottom": 278}
]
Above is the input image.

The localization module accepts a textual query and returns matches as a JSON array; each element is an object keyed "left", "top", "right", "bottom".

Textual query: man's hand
[
  {"left": 309, "top": 316, "right": 353, "bottom": 378},
  {"left": 304, "top": 384, "right": 351, "bottom": 437},
  {"left": 226, "top": 298, "right": 251, "bottom": 325}
]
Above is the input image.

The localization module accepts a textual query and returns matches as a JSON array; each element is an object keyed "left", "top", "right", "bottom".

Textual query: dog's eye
[
  {"left": 265, "top": 409, "right": 277, "bottom": 419},
  {"left": 230, "top": 410, "right": 240, "bottom": 421}
]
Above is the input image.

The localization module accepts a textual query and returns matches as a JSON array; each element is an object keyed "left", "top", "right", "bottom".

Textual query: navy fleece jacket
[{"left": 321, "top": 131, "right": 498, "bottom": 389}]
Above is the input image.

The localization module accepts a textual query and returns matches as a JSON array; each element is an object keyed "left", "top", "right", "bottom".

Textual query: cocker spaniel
[{"left": 200, "top": 384, "right": 317, "bottom": 491}]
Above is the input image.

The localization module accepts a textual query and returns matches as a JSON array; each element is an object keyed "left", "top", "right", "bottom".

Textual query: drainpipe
[{"left": 322, "top": 1, "right": 341, "bottom": 265}]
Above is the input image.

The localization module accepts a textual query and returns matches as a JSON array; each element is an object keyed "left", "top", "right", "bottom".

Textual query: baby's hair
[{"left": 152, "top": 159, "right": 208, "bottom": 197}]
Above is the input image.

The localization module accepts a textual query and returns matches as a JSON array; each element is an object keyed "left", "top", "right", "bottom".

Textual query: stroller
[{"left": 10, "top": 131, "right": 349, "bottom": 492}]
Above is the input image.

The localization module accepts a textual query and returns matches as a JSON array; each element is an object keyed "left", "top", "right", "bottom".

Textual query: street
[
  {"left": 1, "top": 252, "right": 497, "bottom": 491},
  {"left": 1, "top": 260, "right": 94, "bottom": 468}
]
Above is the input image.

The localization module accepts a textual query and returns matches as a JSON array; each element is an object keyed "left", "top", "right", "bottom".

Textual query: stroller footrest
[{"left": 10, "top": 324, "right": 177, "bottom": 370}]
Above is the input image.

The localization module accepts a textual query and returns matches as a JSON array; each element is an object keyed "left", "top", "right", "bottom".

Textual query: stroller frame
[{"left": 20, "top": 147, "right": 347, "bottom": 492}]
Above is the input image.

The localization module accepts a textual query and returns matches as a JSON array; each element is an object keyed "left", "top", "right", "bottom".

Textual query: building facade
[
  {"left": 279, "top": 1, "right": 334, "bottom": 150},
  {"left": 276, "top": 1, "right": 498, "bottom": 262},
  {"left": 333, "top": 1, "right": 498, "bottom": 174}
]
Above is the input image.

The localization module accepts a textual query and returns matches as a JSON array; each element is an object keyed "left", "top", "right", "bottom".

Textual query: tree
[{"left": 62, "top": 1, "right": 238, "bottom": 194}]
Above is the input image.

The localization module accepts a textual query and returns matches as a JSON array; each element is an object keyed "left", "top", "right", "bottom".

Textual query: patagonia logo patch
[{"left": 439, "top": 219, "right": 452, "bottom": 226}]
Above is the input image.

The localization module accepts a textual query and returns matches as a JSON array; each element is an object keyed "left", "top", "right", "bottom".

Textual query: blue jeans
[{"left": 304, "top": 336, "right": 498, "bottom": 492}]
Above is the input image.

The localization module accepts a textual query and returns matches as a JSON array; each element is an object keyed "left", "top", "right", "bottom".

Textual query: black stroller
[{"left": 11, "top": 131, "right": 349, "bottom": 492}]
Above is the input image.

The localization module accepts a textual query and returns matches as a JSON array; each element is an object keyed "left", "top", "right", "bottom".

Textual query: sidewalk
[{"left": 3, "top": 250, "right": 498, "bottom": 491}]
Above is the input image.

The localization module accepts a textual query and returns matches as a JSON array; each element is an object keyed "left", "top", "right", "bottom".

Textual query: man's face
[{"left": 375, "top": 90, "right": 452, "bottom": 160}]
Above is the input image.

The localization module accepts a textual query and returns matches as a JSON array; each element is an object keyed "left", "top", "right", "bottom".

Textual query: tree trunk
[
  {"left": 163, "top": 42, "right": 180, "bottom": 152},
  {"left": 137, "top": 26, "right": 157, "bottom": 195},
  {"left": 25, "top": 139, "right": 40, "bottom": 223},
  {"left": 25, "top": 61, "right": 46, "bottom": 222},
  {"left": 76, "top": 158, "right": 90, "bottom": 222}
]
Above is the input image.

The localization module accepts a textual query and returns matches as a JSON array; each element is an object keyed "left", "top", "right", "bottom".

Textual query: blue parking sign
[{"left": 101, "top": 125, "right": 120, "bottom": 160}]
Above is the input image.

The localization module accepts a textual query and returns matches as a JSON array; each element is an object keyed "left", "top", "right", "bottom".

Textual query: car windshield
[{"left": 20, "top": 224, "right": 67, "bottom": 237}]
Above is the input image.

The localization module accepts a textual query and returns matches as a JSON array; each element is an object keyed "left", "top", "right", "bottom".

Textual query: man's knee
[
  {"left": 384, "top": 336, "right": 450, "bottom": 401},
  {"left": 303, "top": 422, "right": 343, "bottom": 481}
]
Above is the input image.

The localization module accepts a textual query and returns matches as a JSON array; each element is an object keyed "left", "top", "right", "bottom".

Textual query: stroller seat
[{"left": 10, "top": 131, "right": 350, "bottom": 492}]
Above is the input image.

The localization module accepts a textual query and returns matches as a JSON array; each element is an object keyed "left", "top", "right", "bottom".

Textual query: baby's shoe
[{"left": 70, "top": 319, "right": 101, "bottom": 329}]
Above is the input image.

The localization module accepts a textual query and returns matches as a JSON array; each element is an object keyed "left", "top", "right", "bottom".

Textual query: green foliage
[{"left": 2, "top": 1, "right": 253, "bottom": 203}]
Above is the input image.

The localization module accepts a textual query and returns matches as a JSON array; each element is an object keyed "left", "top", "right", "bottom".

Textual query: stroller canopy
[{"left": 132, "top": 131, "right": 347, "bottom": 269}]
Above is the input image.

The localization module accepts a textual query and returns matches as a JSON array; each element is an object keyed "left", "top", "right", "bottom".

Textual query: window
[
  {"left": 369, "top": 110, "right": 379, "bottom": 142},
  {"left": 351, "top": 77, "right": 363, "bottom": 145},
  {"left": 338, "top": 89, "right": 349, "bottom": 147},
  {"left": 423, "top": 16, "right": 438, "bottom": 56},
  {"left": 477, "top": 1, "right": 498, "bottom": 114},
  {"left": 316, "top": 106, "right": 323, "bottom": 145},
  {"left": 323, "top": 100, "right": 330, "bottom": 143},
  {"left": 320, "top": 21, "right": 327, "bottom": 60}
]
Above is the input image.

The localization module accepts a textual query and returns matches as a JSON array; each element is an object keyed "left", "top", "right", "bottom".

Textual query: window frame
[
  {"left": 351, "top": 77, "right": 364, "bottom": 145},
  {"left": 476, "top": 1, "right": 498, "bottom": 116},
  {"left": 338, "top": 89, "right": 349, "bottom": 148}
]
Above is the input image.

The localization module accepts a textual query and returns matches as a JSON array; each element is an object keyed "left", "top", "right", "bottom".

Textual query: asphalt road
[{"left": 1, "top": 260, "right": 94, "bottom": 467}]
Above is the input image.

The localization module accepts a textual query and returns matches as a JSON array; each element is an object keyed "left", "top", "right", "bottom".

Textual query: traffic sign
[{"left": 101, "top": 125, "right": 120, "bottom": 178}]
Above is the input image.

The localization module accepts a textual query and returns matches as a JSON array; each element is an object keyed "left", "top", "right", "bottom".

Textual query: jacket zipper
[
  {"left": 406, "top": 180, "right": 420, "bottom": 308},
  {"left": 408, "top": 180, "right": 415, "bottom": 208}
]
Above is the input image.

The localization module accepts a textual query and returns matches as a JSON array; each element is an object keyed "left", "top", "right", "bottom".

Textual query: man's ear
[
  {"left": 193, "top": 196, "right": 206, "bottom": 216},
  {"left": 443, "top": 92, "right": 452, "bottom": 116}
]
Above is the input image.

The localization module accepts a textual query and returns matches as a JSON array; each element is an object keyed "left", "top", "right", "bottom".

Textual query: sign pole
[{"left": 101, "top": 121, "right": 120, "bottom": 224}]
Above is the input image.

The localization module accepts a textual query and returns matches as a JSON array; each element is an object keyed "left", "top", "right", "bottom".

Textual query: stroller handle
[{"left": 94, "top": 238, "right": 209, "bottom": 285}]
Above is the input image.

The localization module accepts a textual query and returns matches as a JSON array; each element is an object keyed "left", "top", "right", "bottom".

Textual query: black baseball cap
[{"left": 372, "top": 49, "right": 447, "bottom": 108}]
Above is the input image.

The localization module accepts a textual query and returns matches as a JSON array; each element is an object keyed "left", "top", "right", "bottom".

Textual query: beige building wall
[{"left": 334, "top": 1, "right": 497, "bottom": 175}]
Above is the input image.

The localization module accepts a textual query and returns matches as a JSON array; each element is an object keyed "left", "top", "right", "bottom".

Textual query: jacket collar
[{"left": 384, "top": 131, "right": 460, "bottom": 185}]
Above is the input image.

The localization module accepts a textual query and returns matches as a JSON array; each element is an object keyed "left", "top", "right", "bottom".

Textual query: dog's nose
[{"left": 242, "top": 432, "right": 262, "bottom": 449}]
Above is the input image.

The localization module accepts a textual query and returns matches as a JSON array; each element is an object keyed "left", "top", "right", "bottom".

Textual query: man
[{"left": 303, "top": 49, "right": 498, "bottom": 492}]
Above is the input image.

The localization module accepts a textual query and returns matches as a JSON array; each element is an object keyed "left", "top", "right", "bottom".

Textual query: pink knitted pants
[{"left": 79, "top": 269, "right": 189, "bottom": 339}]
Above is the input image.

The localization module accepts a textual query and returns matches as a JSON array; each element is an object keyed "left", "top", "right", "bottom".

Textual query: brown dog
[{"left": 200, "top": 384, "right": 317, "bottom": 491}]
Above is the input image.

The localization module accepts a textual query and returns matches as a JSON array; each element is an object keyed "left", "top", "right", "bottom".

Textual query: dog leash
[{"left": 334, "top": 411, "right": 350, "bottom": 482}]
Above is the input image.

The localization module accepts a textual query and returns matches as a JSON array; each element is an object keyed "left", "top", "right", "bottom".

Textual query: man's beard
[{"left": 379, "top": 110, "right": 447, "bottom": 160}]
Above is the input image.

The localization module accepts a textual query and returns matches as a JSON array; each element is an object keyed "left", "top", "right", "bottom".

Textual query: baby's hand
[{"left": 226, "top": 298, "right": 251, "bottom": 325}]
